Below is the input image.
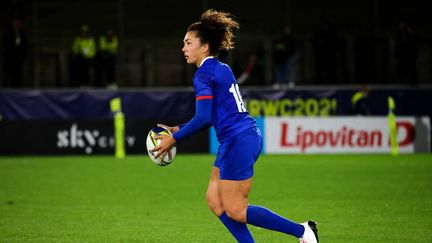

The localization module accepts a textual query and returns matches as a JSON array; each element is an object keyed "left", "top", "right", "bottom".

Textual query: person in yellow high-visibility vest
[
  {"left": 71, "top": 25, "right": 96, "bottom": 86},
  {"left": 95, "top": 29, "right": 118, "bottom": 88}
]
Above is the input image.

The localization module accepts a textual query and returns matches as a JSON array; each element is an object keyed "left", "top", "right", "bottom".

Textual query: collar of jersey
[{"left": 199, "top": 56, "right": 215, "bottom": 67}]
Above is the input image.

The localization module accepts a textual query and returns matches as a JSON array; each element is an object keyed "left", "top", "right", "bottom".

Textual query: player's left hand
[
  {"left": 157, "top": 124, "right": 180, "bottom": 134},
  {"left": 150, "top": 134, "right": 176, "bottom": 160}
]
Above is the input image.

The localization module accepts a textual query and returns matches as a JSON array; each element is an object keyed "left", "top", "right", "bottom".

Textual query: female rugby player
[{"left": 151, "top": 9, "right": 319, "bottom": 243}]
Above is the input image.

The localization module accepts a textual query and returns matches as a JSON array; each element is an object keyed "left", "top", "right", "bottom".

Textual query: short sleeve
[{"left": 193, "top": 73, "right": 213, "bottom": 98}]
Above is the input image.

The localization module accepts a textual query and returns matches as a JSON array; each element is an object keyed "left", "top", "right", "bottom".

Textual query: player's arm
[
  {"left": 172, "top": 96, "right": 212, "bottom": 141},
  {"left": 151, "top": 97, "right": 212, "bottom": 159},
  {"left": 157, "top": 114, "right": 203, "bottom": 135}
]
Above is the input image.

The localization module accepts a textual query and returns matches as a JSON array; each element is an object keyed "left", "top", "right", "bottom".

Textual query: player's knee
[
  {"left": 225, "top": 206, "right": 247, "bottom": 223},
  {"left": 206, "top": 192, "right": 223, "bottom": 216}
]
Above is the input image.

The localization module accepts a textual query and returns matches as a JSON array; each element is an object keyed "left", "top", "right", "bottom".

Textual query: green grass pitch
[{"left": 1, "top": 154, "right": 431, "bottom": 242}]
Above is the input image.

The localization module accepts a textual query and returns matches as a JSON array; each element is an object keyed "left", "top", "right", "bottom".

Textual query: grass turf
[{"left": 0, "top": 154, "right": 431, "bottom": 242}]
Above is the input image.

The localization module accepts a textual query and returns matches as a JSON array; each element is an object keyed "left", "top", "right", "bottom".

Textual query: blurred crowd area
[{"left": 0, "top": 0, "right": 430, "bottom": 89}]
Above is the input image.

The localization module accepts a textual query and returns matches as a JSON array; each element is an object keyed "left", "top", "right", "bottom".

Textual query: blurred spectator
[
  {"left": 2, "top": 16, "right": 28, "bottom": 88},
  {"left": 95, "top": 28, "right": 119, "bottom": 89},
  {"left": 272, "top": 25, "right": 297, "bottom": 89},
  {"left": 237, "top": 40, "right": 266, "bottom": 86},
  {"left": 313, "top": 23, "right": 340, "bottom": 84},
  {"left": 70, "top": 25, "right": 96, "bottom": 86},
  {"left": 395, "top": 18, "right": 418, "bottom": 85}
]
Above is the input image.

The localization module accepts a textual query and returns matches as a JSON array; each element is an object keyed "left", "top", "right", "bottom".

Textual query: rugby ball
[{"left": 146, "top": 126, "right": 177, "bottom": 166}]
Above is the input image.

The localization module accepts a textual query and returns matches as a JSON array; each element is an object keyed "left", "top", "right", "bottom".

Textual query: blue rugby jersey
[{"left": 173, "top": 57, "right": 256, "bottom": 142}]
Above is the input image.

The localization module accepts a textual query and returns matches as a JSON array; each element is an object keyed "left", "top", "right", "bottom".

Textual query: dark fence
[{"left": 1, "top": 0, "right": 430, "bottom": 88}]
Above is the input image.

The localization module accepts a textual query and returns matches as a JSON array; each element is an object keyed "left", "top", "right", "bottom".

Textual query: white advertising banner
[{"left": 265, "top": 117, "right": 430, "bottom": 154}]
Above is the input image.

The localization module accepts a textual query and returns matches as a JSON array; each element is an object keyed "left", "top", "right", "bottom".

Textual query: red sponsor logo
[{"left": 280, "top": 122, "right": 415, "bottom": 152}]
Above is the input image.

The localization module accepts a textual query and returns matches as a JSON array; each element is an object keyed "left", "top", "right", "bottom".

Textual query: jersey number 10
[{"left": 229, "top": 83, "right": 247, "bottom": 113}]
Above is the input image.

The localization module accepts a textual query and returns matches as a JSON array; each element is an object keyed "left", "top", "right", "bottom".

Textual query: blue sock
[
  {"left": 219, "top": 212, "right": 255, "bottom": 243},
  {"left": 246, "top": 205, "right": 304, "bottom": 238}
]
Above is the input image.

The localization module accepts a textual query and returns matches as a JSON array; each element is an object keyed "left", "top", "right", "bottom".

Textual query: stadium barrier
[
  {"left": 211, "top": 117, "right": 430, "bottom": 154},
  {"left": 0, "top": 120, "right": 208, "bottom": 155},
  {"left": 0, "top": 87, "right": 431, "bottom": 155}
]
